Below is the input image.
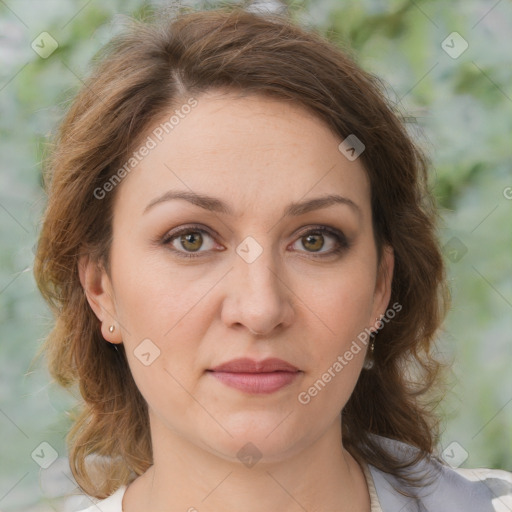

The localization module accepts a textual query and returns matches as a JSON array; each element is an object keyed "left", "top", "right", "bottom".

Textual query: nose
[{"left": 220, "top": 242, "right": 295, "bottom": 336}]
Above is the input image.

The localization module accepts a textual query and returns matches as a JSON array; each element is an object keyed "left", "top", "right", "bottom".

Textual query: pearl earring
[{"left": 109, "top": 325, "right": 115, "bottom": 333}]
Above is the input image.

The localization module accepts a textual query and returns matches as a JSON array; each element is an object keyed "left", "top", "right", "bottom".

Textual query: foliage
[{"left": 0, "top": 0, "right": 510, "bottom": 510}]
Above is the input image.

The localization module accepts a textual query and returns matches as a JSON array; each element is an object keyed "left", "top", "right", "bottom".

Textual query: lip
[
  {"left": 210, "top": 357, "right": 299, "bottom": 373},
  {"left": 207, "top": 357, "right": 301, "bottom": 394}
]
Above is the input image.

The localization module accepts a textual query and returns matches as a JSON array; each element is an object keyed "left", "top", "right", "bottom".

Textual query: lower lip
[{"left": 208, "top": 371, "right": 300, "bottom": 394}]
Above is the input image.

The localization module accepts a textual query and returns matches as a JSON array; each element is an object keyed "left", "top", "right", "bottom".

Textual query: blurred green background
[{"left": 0, "top": 0, "right": 511, "bottom": 510}]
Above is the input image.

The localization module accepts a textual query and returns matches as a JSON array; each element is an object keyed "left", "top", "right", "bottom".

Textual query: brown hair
[{"left": 33, "top": 4, "right": 450, "bottom": 499}]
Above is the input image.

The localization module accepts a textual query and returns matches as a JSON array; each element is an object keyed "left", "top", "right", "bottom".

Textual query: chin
[{"left": 198, "top": 422, "right": 309, "bottom": 466}]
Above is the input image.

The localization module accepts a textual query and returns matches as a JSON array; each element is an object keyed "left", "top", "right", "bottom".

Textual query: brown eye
[
  {"left": 291, "top": 226, "right": 349, "bottom": 257},
  {"left": 162, "top": 224, "right": 349, "bottom": 260},
  {"left": 162, "top": 226, "right": 218, "bottom": 258},
  {"left": 179, "top": 231, "right": 203, "bottom": 252},
  {"left": 301, "top": 233, "right": 325, "bottom": 252}
]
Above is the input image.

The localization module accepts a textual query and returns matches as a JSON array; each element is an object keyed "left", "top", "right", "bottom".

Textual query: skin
[{"left": 80, "top": 90, "right": 394, "bottom": 512}]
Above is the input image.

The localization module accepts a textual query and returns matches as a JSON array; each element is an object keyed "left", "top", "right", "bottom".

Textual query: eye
[
  {"left": 161, "top": 224, "right": 349, "bottom": 259},
  {"left": 162, "top": 225, "right": 220, "bottom": 259},
  {"left": 290, "top": 226, "right": 349, "bottom": 257}
]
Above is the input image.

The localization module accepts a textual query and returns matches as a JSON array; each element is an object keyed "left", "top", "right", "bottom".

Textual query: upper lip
[{"left": 209, "top": 357, "right": 299, "bottom": 373}]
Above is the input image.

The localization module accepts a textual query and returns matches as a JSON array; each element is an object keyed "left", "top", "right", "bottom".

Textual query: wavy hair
[{"left": 33, "top": 4, "right": 451, "bottom": 499}]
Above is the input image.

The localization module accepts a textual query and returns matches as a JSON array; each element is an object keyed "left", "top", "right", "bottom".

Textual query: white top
[{"left": 75, "top": 484, "right": 125, "bottom": 512}]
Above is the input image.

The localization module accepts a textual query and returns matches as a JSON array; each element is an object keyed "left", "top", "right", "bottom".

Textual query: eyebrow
[{"left": 143, "top": 190, "right": 362, "bottom": 218}]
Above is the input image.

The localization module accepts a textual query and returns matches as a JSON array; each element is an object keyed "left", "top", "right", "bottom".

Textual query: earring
[
  {"left": 363, "top": 317, "right": 380, "bottom": 370},
  {"left": 109, "top": 325, "right": 115, "bottom": 333},
  {"left": 363, "top": 337, "right": 375, "bottom": 370}
]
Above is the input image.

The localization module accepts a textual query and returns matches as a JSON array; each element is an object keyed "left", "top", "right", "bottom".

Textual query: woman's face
[{"left": 81, "top": 90, "right": 393, "bottom": 463}]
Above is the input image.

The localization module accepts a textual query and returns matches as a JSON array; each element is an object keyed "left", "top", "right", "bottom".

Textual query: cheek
[
  {"left": 298, "top": 264, "right": 376, "bottom": 346},
  {"left": 109, "top": 246, "right": 212, "bottom": 398},
  {"left": 111, "top": 240, "right": 210, "bottom": 338},
  {"left": 292, "top": 264, "right": 375, "bottom": 409}
]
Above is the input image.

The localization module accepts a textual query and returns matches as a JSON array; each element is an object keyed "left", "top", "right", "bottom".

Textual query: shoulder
[
  {"left": 73, "top": 485, "right": 127, "bottom": 512},
  {"left": 367, "top": 434, "right": 512, "bottom": 512}
]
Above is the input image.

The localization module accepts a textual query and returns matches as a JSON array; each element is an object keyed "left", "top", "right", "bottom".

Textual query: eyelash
[{"left": 161, "top": 224, "right": 350, "bottom": 260}]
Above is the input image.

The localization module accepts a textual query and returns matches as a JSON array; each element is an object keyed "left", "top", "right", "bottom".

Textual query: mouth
[{"left": 206, "top": 357, "right": 302, "bottom": 394}]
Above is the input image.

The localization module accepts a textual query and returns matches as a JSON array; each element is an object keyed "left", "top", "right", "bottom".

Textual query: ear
[
  {"left": 370, "top": 244, "right": 394, "bottom": 330},
  {"left": 78, "top": 254, "right": 123, "bottom": 344}
]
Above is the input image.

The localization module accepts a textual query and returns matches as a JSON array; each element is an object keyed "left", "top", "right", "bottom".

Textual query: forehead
[{"left": 113, "top": 91, "right": 371, "bottom": 221}]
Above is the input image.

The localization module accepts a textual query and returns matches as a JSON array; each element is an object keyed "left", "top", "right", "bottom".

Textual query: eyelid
[{"left": 294, "top": 224, "right": 348, "bottom": 244}]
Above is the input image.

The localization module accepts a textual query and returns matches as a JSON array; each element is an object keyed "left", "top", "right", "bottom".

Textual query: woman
[{"left": 33, "top": 5, "right": 512, "bottom": 512}]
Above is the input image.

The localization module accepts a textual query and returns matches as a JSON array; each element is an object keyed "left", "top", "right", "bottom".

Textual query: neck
[{"left": 124, "top": 414, "right": 370, "bottom": 512}]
